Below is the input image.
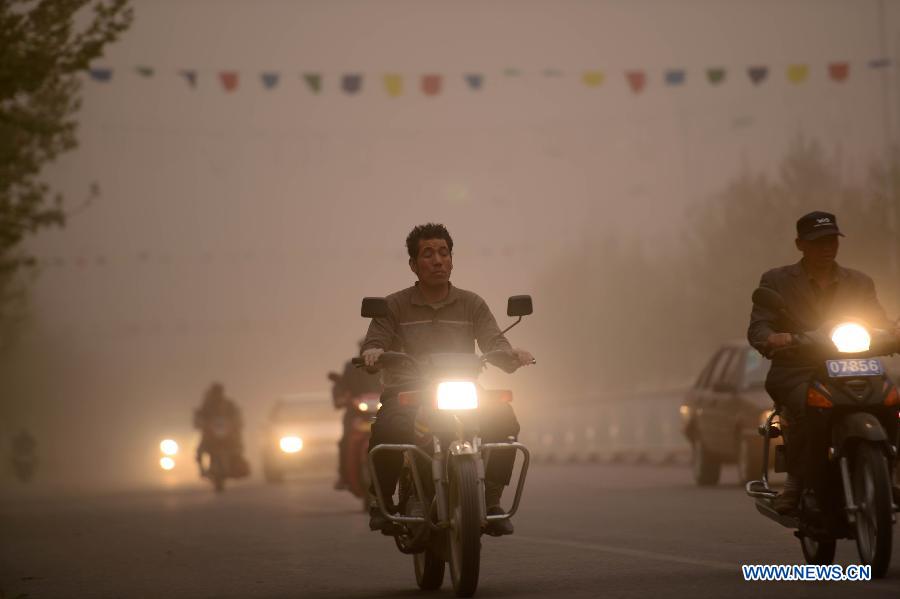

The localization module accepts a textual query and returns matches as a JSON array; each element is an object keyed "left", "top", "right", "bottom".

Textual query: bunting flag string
[{"left": 84, "top": 59, "right": 896, "bottom": 97}]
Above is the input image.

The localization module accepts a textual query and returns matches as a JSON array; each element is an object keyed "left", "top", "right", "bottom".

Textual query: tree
[{"left": 0, "top": 0, "right": 132, "bottom": 350}]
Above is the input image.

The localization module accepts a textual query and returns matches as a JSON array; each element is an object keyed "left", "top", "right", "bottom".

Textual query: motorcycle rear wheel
[
  {"left": 853, "top": 443, "right": 892, "bottom": 578},
  {"left": 800, "top": 535, "right": 836, "bottom": 565},
  {"left": 448, "top": 457, "right": 481, "bottom": 598}
]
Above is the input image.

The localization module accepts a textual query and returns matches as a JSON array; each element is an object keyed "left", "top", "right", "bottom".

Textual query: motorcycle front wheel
[
  {"left": 414, "top": 545, "right": 445, "bottom": 590},
  {"left": 852, "top": 443, "right": 892, "bottom": 578},
  {"left": 448, "top": 456, "right": 481, "bottom": 598},
  {"left": 800, "top": 535, "right": 836, "bottom": 565}
]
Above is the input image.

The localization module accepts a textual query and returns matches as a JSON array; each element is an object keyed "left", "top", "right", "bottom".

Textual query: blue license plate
[{"left": 825, "top": 358, "right": 884, "bottom": 377}]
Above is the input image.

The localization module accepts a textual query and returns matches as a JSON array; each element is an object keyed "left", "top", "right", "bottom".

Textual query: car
[
  {"left": 680, "top": 340, "right": 780, "bottom": 486},
  {"left": 260, "top": 397, "right": 339, "bottom": 483}
]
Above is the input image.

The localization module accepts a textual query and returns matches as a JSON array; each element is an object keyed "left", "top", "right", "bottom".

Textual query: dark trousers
[
  {"left": 765, "top": 366, "right": 814, "bottom": 480},
  {"left": 368, "top": 392, "right": 520, "bottom": 506}
]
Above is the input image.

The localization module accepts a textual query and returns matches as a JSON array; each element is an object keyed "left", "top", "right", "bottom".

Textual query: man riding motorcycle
[
  {"left": 361, "top": 223, "right": 535, "bottom": 536},
  {"left": 330, "top": 341, "right": 383, "bottom": 490},
  {"left": 747, "top": 211, "right": 900, "bottom": 514},
  {"left": 193, "top": 382, "right": 246, "bottom": 477}
]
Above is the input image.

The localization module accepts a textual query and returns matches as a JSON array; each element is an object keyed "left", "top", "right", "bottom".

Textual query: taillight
[
  {"left": 885, "top": 385, "right": 899, "bottom": 407},
  {"left": 807, "top": 386, "right": 833, "bottom": 408}
]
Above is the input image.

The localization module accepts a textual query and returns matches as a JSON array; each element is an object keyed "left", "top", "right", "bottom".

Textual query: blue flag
[
  {"left": 179, "top": 69, "right": 198, "bottom": 88},
  {"left": 464, "top": 74, "right": 483, "bottom": 90},
  {"left": 342, "top": 74, "right": 363, "bottom": 95},
  {"left": 89, "top": 68, "right": 113, "bottom": 82},
  {"left": 261, "top": 72, "right": 280, "bottom": 89},
  {"left": 664, "top": 69, "right": 686, "bottom": 86}
]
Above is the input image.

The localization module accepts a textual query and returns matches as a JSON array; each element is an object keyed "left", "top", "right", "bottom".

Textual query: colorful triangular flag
[
  {"left": 747, "top": 66, "right": 768, "bottom": 85},
  {"left": 422, "top": 74, "right": 441, "bottom": 96},
  {"left": 625, "top": 70, "right": 646, "bottom": 94},
  {"left": 384, "top": 73, "right": 403, "bottom": 97},
  {"left": 582, "top": 71, "right": 604, "bottom": 87},
  {"left": 542, "top": 68, "right": 563, "bottom": 78},
  {"left": 706, "top": 68, "right": 726, "bottom": 85},
  {"left": 342, "top": 74, "right": 362, "bottom": 95},
  {"left": 502, "top": 68, "right": 521, "bottom": 77},
  {"left": 303, "top": 73, "right": 322, "bottom": 94},
  {"left": 868, "top": 58, "right": 891, "bottom": 69},
  {"left": 89, "top": 68, "right": 112, "bottom": 82},
  {"left": 179, "top": 69, "right": 198, "bottom": 88},
  {"left": 464, "top": 73, "right": 483, "bottom": 90},
  {"left": 787, "top": 64, "right": 808, "bottom": 84},
  {"left": 664, "top": 69, "right": 685, "bottom": 86},
  {"left": 261, "top": 72, "right": 280, "bottom": 89},
  {"left": 135, "top": 66, "right": 154, "bottom": 78},
  {"left": 828, "top": 62, "right": 849, "bottom": 82}
]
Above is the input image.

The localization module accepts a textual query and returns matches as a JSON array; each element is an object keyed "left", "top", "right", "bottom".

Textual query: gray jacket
[{"left": 747, "top": 261, "right": 891, "bottom": 369}]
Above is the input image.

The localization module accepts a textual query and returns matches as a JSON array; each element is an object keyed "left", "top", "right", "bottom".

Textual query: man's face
[
  {"left": 410, "top": 238, "right": 453, "bottom": 286},
  {"left": 796, "top": 234, "right": 840, "bottom": 267}
]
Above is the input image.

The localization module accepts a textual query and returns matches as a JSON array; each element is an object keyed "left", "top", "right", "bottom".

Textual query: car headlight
[
  {"left": 358, "top": 402, "right": 369, "bottom": 412},
  {"left": 279, "top": 436, "right": 303, "bottom": 453},
  {"left": 159, "top": 456, "right": 176, "bottom": 471},
  {"left": 831, "top": 322, "right": 871, "bottom": 353},
  {"left": 160, "top": 439, "right": 179, "bottom": 456},
  {"left": 436, "top": 381, "right": 478, "bottom": 411}
]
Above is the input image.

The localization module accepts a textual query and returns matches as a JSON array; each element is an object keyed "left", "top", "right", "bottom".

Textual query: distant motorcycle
[
  {"left": 746, "top": 287, "right": 900, "bottom": 578},
  {"left": 342, "top": 393, "right": 380, "bottom": 509},
  {"left": 357, "top": 295, "right": 533, "bottom": 597},
  {"left": 198, "top": 417, "right": 249, "bottom": 493}
]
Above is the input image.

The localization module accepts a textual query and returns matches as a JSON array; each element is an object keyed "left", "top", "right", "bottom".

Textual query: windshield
[{"left": 743, "top": 350, "right": 770, "bottom": 389}]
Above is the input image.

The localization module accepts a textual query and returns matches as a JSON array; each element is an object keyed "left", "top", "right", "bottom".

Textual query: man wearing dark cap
[{"left": 748, "top": 211, "right": 900, "bottom": 514}]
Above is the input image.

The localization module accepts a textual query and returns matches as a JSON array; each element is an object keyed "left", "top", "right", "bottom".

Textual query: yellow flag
[
  {"left": 582, "top": 71, "right": 605, "bottom": 87},
  {"left": 384, "top": 74, "right": 403, "bottom": 97},
  {"left": 787, "top": 64, "right": 808, "bottom": 84}
]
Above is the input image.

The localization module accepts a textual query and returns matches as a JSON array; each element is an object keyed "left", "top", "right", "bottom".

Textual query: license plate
[{"left": 826, "top": 358, "right": 884, "bottom": 377}]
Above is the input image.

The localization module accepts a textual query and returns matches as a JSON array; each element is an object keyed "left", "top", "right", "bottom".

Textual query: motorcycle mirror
[
  {"left": 751, "top": 287, "right": 786, "bottom": 312},
  {"left": 361, "top": 297, "right": 389, "bottom": 319},
  {"left": 507, "top": 295, "right": 533, "bottom": 317}
]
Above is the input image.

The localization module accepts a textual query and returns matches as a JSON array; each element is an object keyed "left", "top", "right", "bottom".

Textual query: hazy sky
[{"left": 5, "top": 0, "right": 899, "bottom": 482}]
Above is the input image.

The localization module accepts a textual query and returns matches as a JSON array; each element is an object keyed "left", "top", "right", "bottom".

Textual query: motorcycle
[
  {"left": 746, "top": 286, "right": 900, "bottom": 578},
  {"left": 355, "top": 295, "right": 533, "bottom": 597},
  {"left": 342, "top": 393, "right": 380, "bottom": 508},
  {"left": 198, "top": 417, "right": 249, "bottom": 493}
]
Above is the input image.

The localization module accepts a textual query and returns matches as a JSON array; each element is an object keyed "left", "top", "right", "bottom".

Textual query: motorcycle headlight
[
  {"left": 436, "top": 381, "right": 478, "bottom": 411},
  {"left": 830, "top": 322, "right": 871, "bottom": 353},
  {"left": 159, "top": 456, "right": 176, "bottom": 471},
  {"left": 760, "top": 409, "right": 775, "bottom": 427},
  {"left": 279, "top": 436, "right": 303, "bottom": 453},
  {"left": 160, "top": 439, "right": 179, "bottom": 456}
]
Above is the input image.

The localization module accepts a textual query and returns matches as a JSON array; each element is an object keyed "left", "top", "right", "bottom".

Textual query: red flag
[
  {"left": 828, "top": 62, "right": 849, "bottom": 82},
  {"left": 422, "top": 74, "right": 442, "bottom": 96},
  {"left": 219, "top": 71, "right": 239, "bottom": 92},
  {"left": 625, "top": 70, "right": 646, "bottom": 94}
]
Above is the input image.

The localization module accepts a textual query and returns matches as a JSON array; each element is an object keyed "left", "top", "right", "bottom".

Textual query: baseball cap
[{"left": 796, "top": 211, "right": 844, "bottom": 241}]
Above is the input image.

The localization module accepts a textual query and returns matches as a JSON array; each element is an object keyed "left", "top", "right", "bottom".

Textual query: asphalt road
[{"left": 2, "top": 463, "right": 898, "bottom": 599}]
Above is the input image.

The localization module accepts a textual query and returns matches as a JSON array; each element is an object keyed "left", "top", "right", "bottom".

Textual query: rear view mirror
[
  {"left": 361, "top": 297, "right": 389, "bottom": 319},
  {"left": 507, "top": 295, "right": 533, "bottom": 317},
  {"left": 751, "top": 287, "right": 785, "bottom": 312}
]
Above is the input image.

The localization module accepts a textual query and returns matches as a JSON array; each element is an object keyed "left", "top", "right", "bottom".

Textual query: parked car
[{"left": 680, "top": 340, "right": 780, "bottom": 486}]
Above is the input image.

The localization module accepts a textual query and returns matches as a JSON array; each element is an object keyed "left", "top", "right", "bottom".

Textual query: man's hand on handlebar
[
  {"left": 362, "top": 348, "right": 385, "bottom": 368},
  {"left": 512, "top": 348, "right": 536, "bottom": 367},
  {"left": 766, "top": 333, "right": 793, "bottom": 349}
]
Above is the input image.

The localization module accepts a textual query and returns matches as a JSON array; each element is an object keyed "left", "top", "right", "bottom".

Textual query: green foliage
[{"left": 0, "top": 0, "right": 132, "bottom": 260}]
